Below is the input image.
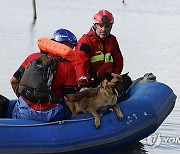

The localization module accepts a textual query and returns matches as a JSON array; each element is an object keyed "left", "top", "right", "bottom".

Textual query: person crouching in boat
[{"left": 10, "top": 28, "right": 96, "bottom": 122}]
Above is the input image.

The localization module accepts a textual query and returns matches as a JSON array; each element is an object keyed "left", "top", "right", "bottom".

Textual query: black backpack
[{"left": 18, "top": 53, "right": 63, "bottom": 103}]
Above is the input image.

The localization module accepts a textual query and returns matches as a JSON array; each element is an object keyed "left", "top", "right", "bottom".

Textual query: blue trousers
[{"left": 12, "top": 97, "right": 71, "bottom": 122}]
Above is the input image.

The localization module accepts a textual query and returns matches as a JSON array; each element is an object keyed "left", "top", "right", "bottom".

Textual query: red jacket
[
  {"left": 14, "top": 52, "right": 77, "bottom": 110},
  {"left": 75, "top": 28, "right": 124, "bottom": 87}
]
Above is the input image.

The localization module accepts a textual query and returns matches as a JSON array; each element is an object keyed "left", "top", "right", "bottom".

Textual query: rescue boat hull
[{"left": 0, "top": 80, "right": 176, "bottom": 153}]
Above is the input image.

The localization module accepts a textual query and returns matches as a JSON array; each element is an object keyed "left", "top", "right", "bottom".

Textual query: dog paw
[
  {"left": 95, "top": 124, "right": 100, "bottom": 129},
  {"left": 117, "top": 114, "right": 124, "bottom": 121},
  {"left": 95, "top": 121, "right": 100, "bottom": 129}
]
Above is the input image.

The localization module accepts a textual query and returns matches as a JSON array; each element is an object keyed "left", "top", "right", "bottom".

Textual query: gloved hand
[{"left": 77, "top": 76, "right": 90, "bottom": 89}]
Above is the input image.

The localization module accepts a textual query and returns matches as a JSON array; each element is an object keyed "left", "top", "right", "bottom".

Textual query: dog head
[{"left": 102, "top": 72, "right": 129, "bottom": 98}]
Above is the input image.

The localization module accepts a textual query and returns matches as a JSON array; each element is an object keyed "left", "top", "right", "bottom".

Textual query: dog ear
[
  {"left": 121, "top": 72, "right": 129, "bottom": 79},
  {"left": 105, "top": 72, "right": 113, "bottom": 81}
]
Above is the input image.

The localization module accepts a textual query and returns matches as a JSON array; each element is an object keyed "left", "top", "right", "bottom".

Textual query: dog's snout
[{"left": 113, "top": 82, "right": 125, "bottom": 97}]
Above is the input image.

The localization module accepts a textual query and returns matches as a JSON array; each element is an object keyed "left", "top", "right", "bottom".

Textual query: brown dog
[{"left": 66, "top": 72, "right": 128, "bottom": 128}]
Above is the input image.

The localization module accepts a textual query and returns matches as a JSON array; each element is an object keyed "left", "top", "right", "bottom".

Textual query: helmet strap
[
  {"left": 92, "top": 24, "right": 97, "bottom": 30},
  {"left": 92, "top": 24, "right": 97, "bottom": 34}
]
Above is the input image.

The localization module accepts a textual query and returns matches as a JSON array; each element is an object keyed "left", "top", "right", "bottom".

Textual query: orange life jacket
[{"left": 37, "top": 38, "right": 77, "bottom": 64}]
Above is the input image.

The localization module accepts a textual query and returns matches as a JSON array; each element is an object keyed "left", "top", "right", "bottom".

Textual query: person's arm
[
  {"left": 10, "top": 65, "right": 25, "bottom": 96},
  {"left": 74, "top": 35, "right": 91, "bottom": 88},
  {"left": 112, "top": 40, "right": 124, "bottom": 74},
  {"left": 10, "top": 76, "right": 20, "bottom": 96},
  {"left": 66, "top": 87, "right": 96, "bottom": 102},
  {"left": 63, "top": 62, "right": 96, "bottom": 102}
]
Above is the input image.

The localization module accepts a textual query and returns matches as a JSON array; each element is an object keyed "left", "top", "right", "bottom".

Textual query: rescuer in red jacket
[
  {"left": 75, "top": 9, "right": 124, "bottom": 89},
  {"left": 10, "top": 29, "right": 96, "bottom": 122}
]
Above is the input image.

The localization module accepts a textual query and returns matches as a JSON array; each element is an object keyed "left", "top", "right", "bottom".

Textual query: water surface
[{"left": 0, "top": 0, "right": 179, "bottom": 153}]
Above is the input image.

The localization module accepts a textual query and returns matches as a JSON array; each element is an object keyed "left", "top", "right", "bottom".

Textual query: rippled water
[{"left": 0, "top": 0, "right": 179, "bottom": 153}]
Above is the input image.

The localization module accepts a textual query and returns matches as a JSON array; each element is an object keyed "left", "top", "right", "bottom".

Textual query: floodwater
[{"left": 0, "top": 0, "right": 179, "bottom": 153}]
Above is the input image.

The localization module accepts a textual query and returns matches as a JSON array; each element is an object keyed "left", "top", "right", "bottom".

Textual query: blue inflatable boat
[{"left": 0, "top": 77, "right": 176, "bottom": 153}]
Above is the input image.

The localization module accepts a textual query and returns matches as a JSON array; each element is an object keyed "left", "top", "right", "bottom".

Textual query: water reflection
[
  {"left": 112, "top": 142, "right": 147, "bottom": 154},
  {"left": 32, "top": 17, "right": 37, "bottom": 25},
  {"left": 28, "top": 18, "right": 37, "bottom": 52}
]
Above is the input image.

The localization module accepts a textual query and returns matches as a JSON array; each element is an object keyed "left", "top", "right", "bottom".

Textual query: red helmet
[{"left": 93, "top": 10, "right": 114, "bottom": 24}]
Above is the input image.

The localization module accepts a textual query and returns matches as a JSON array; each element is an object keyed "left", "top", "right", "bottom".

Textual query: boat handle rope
[{"left": 0, "top": 113, "right": 106, "bottom": 127}]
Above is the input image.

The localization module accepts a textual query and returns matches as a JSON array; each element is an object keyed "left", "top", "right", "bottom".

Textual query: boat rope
[{"left": 0, "top": 113, "right": 105, "bottom": 127}]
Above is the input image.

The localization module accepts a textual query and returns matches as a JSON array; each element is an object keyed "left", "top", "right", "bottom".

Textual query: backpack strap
[{"left": 47, "top": 57, "right": 66, "bottom": 104}]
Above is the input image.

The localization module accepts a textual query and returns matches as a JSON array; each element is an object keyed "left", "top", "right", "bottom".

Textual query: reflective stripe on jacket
[{"left": 91, "top": 52, "right": 113, "bottom": 63}]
